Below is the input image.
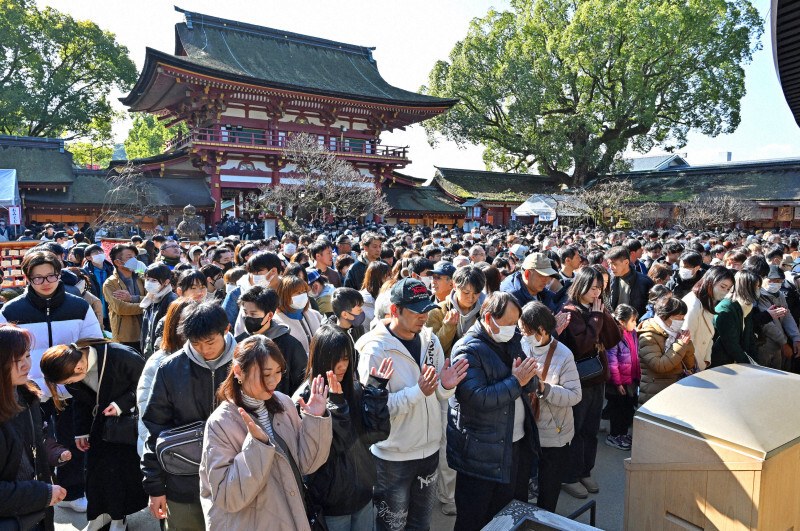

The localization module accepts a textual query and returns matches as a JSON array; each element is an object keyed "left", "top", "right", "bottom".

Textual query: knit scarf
[
  {"left": 449, "top": 290, "right": 485, "bottom": 337},
  {"left": 654, "top": 316, "right": 679, "bottom": 351},
  {"left": 284, "top": 308, "right": 304, "bottom": 321},
  {"left": 139, "top": 285, "right": 173, "bottom": 309},
  {"left": 160, "top": 255, "right": 180, "bottom": 267}
]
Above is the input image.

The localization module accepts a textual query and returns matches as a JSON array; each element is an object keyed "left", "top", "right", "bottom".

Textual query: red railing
[{"left": 165, "top": 127, "right": 408, "bottom": 159}]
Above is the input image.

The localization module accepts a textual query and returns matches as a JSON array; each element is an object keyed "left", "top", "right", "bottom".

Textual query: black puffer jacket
[
  {"left": 0, "top": 386, "right": 54, "bottom": 531},
  {"left": 294, "top": 375, "right": 390, "bottom": 516},
  {"left": 141, "top": 335, "right": 235, "bottom": 503},
  {"left": 446, "top": 323, "right": 540, "bottom": 483}
]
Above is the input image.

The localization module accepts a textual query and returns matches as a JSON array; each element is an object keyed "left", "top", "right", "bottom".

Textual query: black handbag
[
  {"left": 155, "top": 421, "right": 205, "bottom": 476},
  {"left": 92, "top": 344, "right": 138, "bottom": 446},
  {"left": 0, "top": 511, "right": 47, "bottom": 531},
  {"left": 575, "top": 355, "right": 604, "bottom": 382}
]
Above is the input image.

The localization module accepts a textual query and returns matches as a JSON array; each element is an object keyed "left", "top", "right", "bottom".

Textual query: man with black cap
[{"left": 356, "top": 278, "right": 469, "bottom": 531}]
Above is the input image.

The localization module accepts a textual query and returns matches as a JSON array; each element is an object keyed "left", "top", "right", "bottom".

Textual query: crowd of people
[{"left": 1, "top": 219, "right": 800, "bottom": 531}]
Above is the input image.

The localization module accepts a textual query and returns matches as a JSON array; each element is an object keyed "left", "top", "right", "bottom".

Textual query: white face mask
[
  {"left": 121, "top": 257, "right": 139, "bottom": 271},
  {"left": 291, "top": 293, "right": 309, "bottom": 311},
  {"left": 145, "top": 280, "right": 162, "bottom": 294},
  {"left": 678, "top": 267, "right": 695, "bottom": 280},
  {"left": 489, "top": 315, "right": 516, "bottom": 343},
  {"left": 91, "top": 254, "right": 105, "bottom": 267},
  {"left": 421, "top": 275, "right": 432, "bottom": 288},
  {"left": 670, "top": 319, "right": 684, "bottom": 332},
  {"left": 522, "top": 332, "right": 546, "bottom": 350},
  {"left": 713, "top": 286, "right": 730, "bottom": 302},
  {"left": 75, "top": 280, "right": 86, "bottom": 293},
  {"left": 763, "top": 283, "right": 782, "bottom": 294},
  {"left": 284, "top": 243, "right": 297, "bottom": 255},
  {"left": 252, "top": 272, "right": 274, "bottom": 287}
]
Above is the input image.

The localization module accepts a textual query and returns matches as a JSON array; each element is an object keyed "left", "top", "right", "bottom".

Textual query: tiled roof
[
  {"left": 163, "top": 8, "right": 457, "bottom": 107},
  {"left": 616, "top": 158, "right": 800, "bottom": 202},
  {"left": 433, "top": 167, "right": 558, "bottom": 203},
  {"left": 626, "top": 154, "right": 689, "bottom": 172},
  {"left": 383, "top": 185, "right": 464, "bottom": 214},
  {"left": 774, "top": 0, "right": 800, "bottom": 127},
  {"left": 0, "top": 136, "right": 74, "bottom": 184}
]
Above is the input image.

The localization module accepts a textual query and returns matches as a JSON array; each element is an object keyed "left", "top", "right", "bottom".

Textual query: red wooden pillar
[{"left": 210, "top": 171, "right": 222, "bottom": 223}]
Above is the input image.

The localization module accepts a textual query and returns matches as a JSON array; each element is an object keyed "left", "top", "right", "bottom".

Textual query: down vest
[
  {"left": 447, "top": 323, "right": 540, "bottom": 483},
  {"left": 0, "top": 284, "right": 102, "bottom": 395},
  {"left": 637, "top": 318, "right": 696, "bottom": 405}
]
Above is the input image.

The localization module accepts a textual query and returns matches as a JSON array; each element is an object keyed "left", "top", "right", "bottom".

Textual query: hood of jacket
[
  {"left": 183, "top": 332, "right": 237, "bottom": 370},
  {"left": 264, "top": 321, "right": 290, "bottom": 340}
]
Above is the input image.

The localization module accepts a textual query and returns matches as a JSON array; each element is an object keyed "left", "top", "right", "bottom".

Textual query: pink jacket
[{"left": 607, "top": 329, "right": 641, "bottom": 386}]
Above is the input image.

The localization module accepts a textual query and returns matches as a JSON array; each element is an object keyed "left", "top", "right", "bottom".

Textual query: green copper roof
[
  {"left": 383, "top": 185, "right": 464, "bottom": 214},
  {"left": 0, "top": 138, "right": 74, "bottom": 184},
  {"left": 433, "top": 167, "right": 558, "bottom": 203},
  {"left": 170, "top": 8, "right": 457, "bottom": 107}
]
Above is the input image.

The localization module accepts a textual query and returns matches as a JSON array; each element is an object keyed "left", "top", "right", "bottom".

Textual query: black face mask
[
  {"left": 244, "top": 316, "right": 266, "bottom": 335},
  {"left": 222, "top": 262, "right": 233, "bottom": 272}
]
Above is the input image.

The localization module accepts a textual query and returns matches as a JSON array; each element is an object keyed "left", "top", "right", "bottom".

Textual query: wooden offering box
[{"left": 624, "top": 364, "right": 800, "bottom": 530}]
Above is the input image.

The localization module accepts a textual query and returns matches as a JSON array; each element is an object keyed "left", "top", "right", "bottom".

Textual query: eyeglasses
[{"left": 29, "top": 274, "right": 60, "bottom": 285}]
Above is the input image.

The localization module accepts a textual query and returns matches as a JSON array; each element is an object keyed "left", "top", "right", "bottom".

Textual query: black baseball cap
[
  {"left": 390, "top": 278, "right": 438, "bottom": 314},
  {"left": 431, "top": 261, "right": 457, "bottom": 277}
]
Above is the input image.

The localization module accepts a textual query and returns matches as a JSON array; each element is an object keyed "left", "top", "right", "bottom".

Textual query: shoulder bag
[
  {"left": 93, "top": 344, "right": 138, "bottom": 446},
  {"left": 155, "top": 421, "right": 205, "bottom": 476}
]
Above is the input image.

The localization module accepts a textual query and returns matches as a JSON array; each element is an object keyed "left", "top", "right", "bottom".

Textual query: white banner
[{"left": 8, "top": 206, "right": 21, "bottom": 225}]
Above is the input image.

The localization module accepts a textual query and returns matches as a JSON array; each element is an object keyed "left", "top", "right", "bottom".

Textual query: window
[{"left": 222, "top": 127, "right": 266, "bottom": 145}]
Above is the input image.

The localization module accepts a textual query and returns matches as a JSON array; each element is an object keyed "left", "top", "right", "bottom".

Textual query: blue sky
[{"left": 37, "top": 0, "right": 800, "bottom": 177}]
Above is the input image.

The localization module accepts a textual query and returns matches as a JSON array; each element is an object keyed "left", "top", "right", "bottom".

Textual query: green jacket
[{"left": 711, "top": 298, "right": 757, "bottom": 367}]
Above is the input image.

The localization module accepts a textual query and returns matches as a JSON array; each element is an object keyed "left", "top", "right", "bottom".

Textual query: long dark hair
[
  {"left": 306, "top": 325, "right": 354, "bottom": 402},
  {"left": 217, "top": 335, "right": 286, "bottom": 414},
  {"left": 0, "top": 325, "right": 37, "bottom": 422},
  {"left": 568, "top": 267, "right": 604, "bottom": 304},
  {"left": 692, "top": 266, "right": 735, "bottom": 314},
  {"left": 40, "top": 338, "right": 113, "bottom": 410}
]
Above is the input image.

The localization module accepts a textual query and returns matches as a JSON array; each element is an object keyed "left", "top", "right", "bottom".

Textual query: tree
[
  {"left": 421, "top": 0, "right": 763, "bottom": 188},
  {"left": 93, "top": 163, "right": 165, "bottom": 236},
  {"left": 253, "top": 133, "right": 391, "bottom": 227},
  {"left": 675, "top": 193, "right": 756, "bottom": 230},
  {"left": 123, "top": 113, "right": 188, "bottom": 159},
  {"left": 0, "top": 0, "right": 137, "bottom": 140},
  {"left": 627, "top": 201, "right": 664, "bottom": 230},
  {"left": 557, "top": 179, "right": 637, "bottom": 228},
  {"left": 67, "top": 142, "right": 113, "bottom": 168}
]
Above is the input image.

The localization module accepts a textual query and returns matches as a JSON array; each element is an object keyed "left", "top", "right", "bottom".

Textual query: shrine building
[{"left": 118, "top": 6, "right": 458, "bottom": 227}]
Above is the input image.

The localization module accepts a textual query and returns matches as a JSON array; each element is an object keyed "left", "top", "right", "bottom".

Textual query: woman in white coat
[
  {"left": 681, "top": 266, "right": 734, "bottom": 370},
  {"left": 518, "top": 301, "right": 582, "bottom": 513}
]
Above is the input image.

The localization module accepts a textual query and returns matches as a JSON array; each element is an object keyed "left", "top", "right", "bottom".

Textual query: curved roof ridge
[{"left": 174, "top": 6, "right": 375, "bottom": 59}]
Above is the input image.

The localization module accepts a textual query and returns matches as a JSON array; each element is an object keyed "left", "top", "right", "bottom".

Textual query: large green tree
[
  {"left": 422, "top": 0, "right": 763, "bottom": 187},
  {"left": 123, "top": 113, "right": 188, "bottom": 159},
  {"left": 0, "top": 0, "right": 137, "bottom": 140}
]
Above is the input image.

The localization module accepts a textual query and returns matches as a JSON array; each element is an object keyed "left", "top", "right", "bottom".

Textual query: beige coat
[
  {"left": 199, "top": 394, "right": 332, "bottom": 531},
  {"left": 273, "top": 309, "right": 324, "bottom": 353},
  {"left": 102, "top": 272, "right": 145, "bottom": 342},
  {"left": 637, "top": 318, "right": 696, "bottom": 405}
]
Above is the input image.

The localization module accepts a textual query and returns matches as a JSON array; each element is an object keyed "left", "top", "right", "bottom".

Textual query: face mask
[
  {"left": 244, "top": 316, "right": 266, "bottom": 335},
  {"left": 421, "top": 275, "right": 432, "bottom": 288},
  {"left": 522, "top": 332, "right": 546, "bottom": 350},
  {"left": 763, "top": 283, "right": 782, "bottom": 294},
  {"left": 345, "top": 310, "right": 366, "bottom": 328},
  {"left": 284, "top": 243, "right": 297, "bottom": 255},
  {"left": 145, "top": 280, "right": 162, "bottom": 294},
  {"left": 433, "top": 239, "right": 442, "bottom": 245},
  {"left": 291, "top": 293, "right": 309, "bottom": 311},
  {"left": 225, "top": 283, "right": 237, "bottom": 294},
  {"left": 120, "top": 257, "right": 139, "bottom": 271},
  {"left": 213, "top": 277, "right": 225, "bottom": 292},
  {"left": 678, "top": 267, "right": 695, "bottom": 280},
  {"left": 91, "top": 254, "right": 105, "bottom": 267},
  {"left": 75, "top": 280, "right": 86, "bottom": 293},
  {"left": 489, "top": 316, "right": 516, "bottom": 343},
  {"left": 444, "top": 238, "right": 451, "bottom": 244},
  {"left": 713, "top": 286, "right": 730, "bottom": 302},
  {"left": 222, "top": 262, "right": 233, "bottom": 272},
  {"left": 670, "top": 319, "right": 684, "bottom": 332}
]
